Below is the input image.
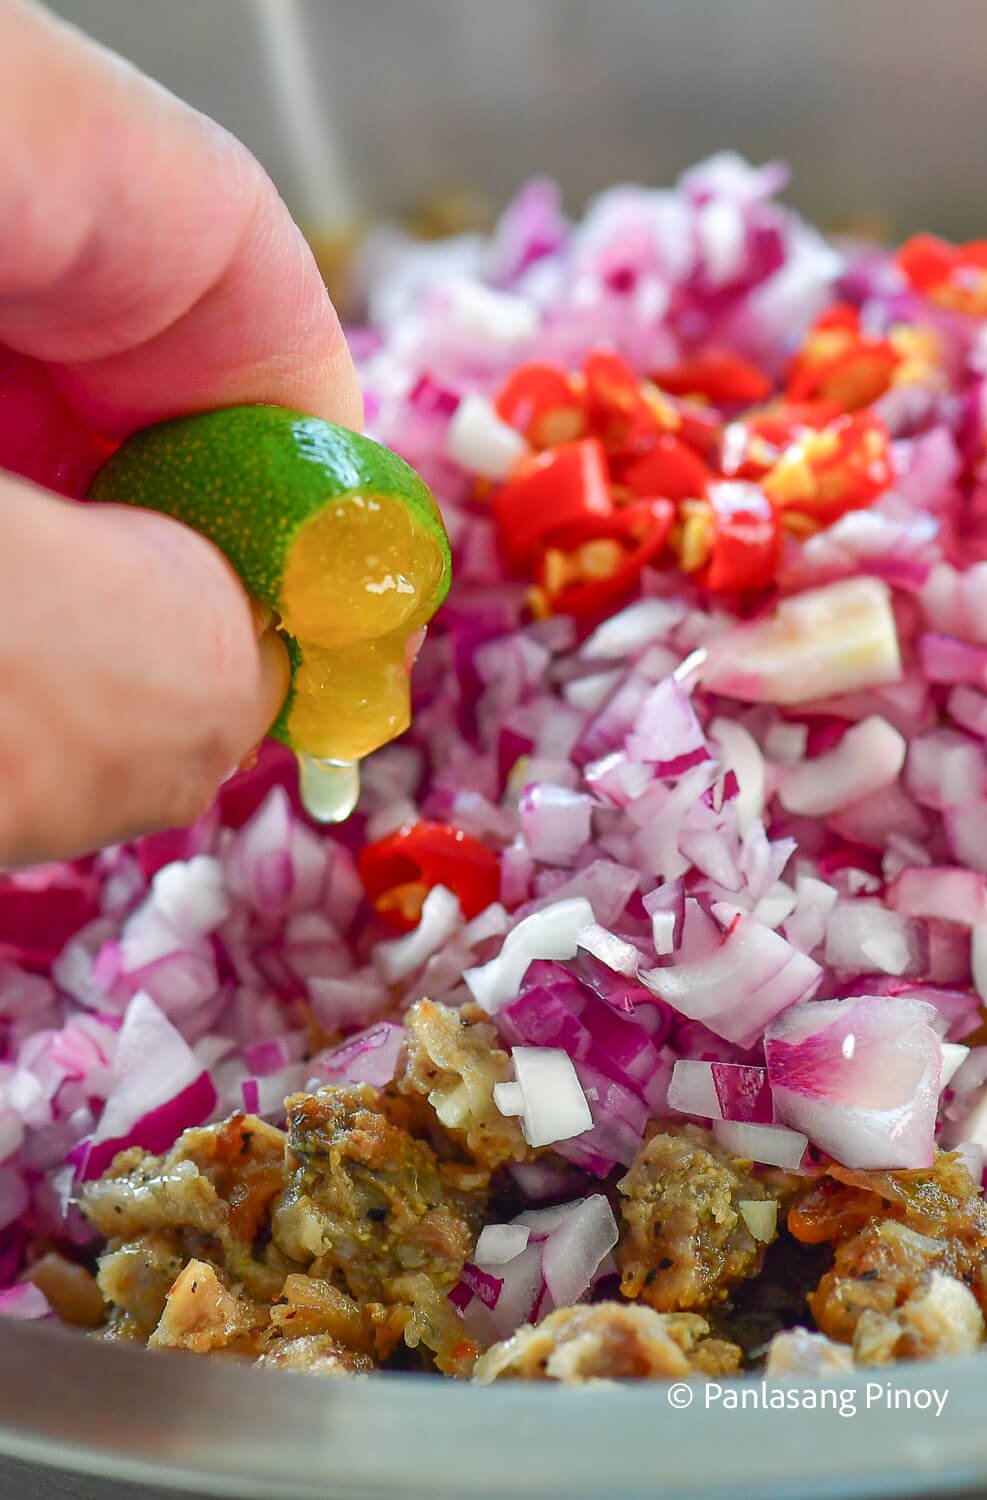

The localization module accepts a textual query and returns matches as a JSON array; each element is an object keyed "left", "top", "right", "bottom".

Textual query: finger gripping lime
[{"left": 87, "top": 405, "right": 452, "bottom": 771}]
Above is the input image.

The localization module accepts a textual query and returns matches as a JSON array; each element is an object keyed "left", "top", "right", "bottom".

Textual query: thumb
[{"left": 0, "top": 471, "right": 290, "bottom": 865}]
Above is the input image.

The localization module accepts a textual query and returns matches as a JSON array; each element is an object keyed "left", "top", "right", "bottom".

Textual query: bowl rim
[{"left": 1, "top": 1318, "right": 986, "bottom": 1500}]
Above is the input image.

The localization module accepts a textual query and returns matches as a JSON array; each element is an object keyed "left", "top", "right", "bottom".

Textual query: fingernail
[
  {"left": 257, "top": 627, "right": 292, "bottom": 719},
  {"left": 249, "top": 597, "right": 274, "bottom": 637}
]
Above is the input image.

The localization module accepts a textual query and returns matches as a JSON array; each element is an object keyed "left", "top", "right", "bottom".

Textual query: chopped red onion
[
  {"left": 0, "top": 1283, "right": 51, "bottom": 1320},
  {"left": 765, "top": 995, "right": 942, "bottom": 1169},
  {"left": 310, "top": 1022, "right": 406, "bottom": 1090},
  {"left": 889, "top": 868, "right": 987, "bottom": 928},
  {"left": 779, "top": 717, "right": 907, "bottom": 818},
  {"left": 539, "top": 1194, "right": 618, "bottom": 1308},
  {"left": 639, "top": 911, "right": 821, "bottom": 1047}
]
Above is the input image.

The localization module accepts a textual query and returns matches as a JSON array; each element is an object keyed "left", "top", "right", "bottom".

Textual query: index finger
[{"left": 0, "top": 0, "right": 362, "bottom": 435}]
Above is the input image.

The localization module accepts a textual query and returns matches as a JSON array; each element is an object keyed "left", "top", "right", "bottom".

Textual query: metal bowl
[
  {"left": 3, "top": 1316, "right": 987, "bottom": 1500},
  {"left": 12, "top": 6, "right": 987, "bottom": 1496}
]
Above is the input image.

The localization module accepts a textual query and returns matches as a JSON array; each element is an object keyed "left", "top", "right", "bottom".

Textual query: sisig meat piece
[
  {"left": 97, "top": 1231, "right": 195, "bottom": 1339},
  {"left": 809, "top": 1219, "right": 985, "bottom": 1361},
  {"left": 256, "top": 1334, "right": 375, "bottom": 1376},
  {"left": 82, "top": 1113, "right": 292, "bottom": 1302},
  {"left": 616, "top": 1126, "right": 794, "bottom": 1313},
  {"left": 272, "top": 1083, "right": 487, "bottom": 1372},
  {"left": 764, "top": 1326, "right": 855, "bottom": 1375},
  {"left": 398, "top": 999, "right": 529, "bottom": 1170},
  {"left": 149, "top": 1258, "right": 268, "bottom": 1356},
  {"left": 473, "top": 1303, "right": 742, "bottom": 1384},
  {"left": 791, "top": 1151, "right": 987, "bottom": 1360}
]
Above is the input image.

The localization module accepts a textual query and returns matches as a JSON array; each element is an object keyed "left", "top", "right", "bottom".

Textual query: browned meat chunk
[
  {"left": 398, "top": 999, "right": 529, "bottom": 1170},
  {"left": 810, "top": 1219, "right": 984, "bottom": 1361},
  {"left": 473, "top": 1303, "right": 742, "bottom": 1384},
  {"left": 616, "top": 1126, "right": 790, "bottom": 1312},
  {"left": 764, "top": 1327, "right": 855, "bottom": 1375},
  {"left": 256, "top": 1335, "right": 374, "bottom": 1376},
  {"left": 273, "top": 1084, "right": 484, "bottom": 1297},
  {"left": 789, "top": 1152, "right": 987, "bottom": 1361},
  {"left": 25, "top": 1252, "right": 106, "bottom": 1328},
  {"left": 272, "top": 1084, "right": 487, "bottom": 1372},
  {"left": 789, "top": 1150, "right": 987, "bottom": 1266},
  {"left": 82, "top": 1113, "right": 291, "bottom": 1301},
  {"left": 149, "top": 1259, "right": 268, "bottom": 1356},
  {"left": 97, "top": 1231, "right": 192, "bottom": 1338}
]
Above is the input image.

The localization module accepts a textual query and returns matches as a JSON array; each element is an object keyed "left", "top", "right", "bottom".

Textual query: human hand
[{"left": 0, "top": 0, "right": 362, "bottom": 865}]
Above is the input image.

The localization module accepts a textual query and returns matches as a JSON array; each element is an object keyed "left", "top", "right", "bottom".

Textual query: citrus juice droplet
[
  {"left": 279, "top": 492, "right": 444, "bottom": 767},
  {"left": 297, "top": 755, "right": 361, "bottom": 824}
]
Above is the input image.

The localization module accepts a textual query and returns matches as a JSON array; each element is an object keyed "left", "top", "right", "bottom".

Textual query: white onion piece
[
  {"left": 519, "top": 785, "right": 593, "bottom": 867},
  {"left": 638, "top": 912, "right": 820, "bottom": 1048},
  {"left": 702, "top": 577, "right": 902, "bottom": 706},
  {"left": 713, "top": 1119, "right": 808, "bottom": 1169},
  {"left": 779, "top": 716, "right": 906, "bottom": 817},
  {"left": 474, "top": 1223, "right": 531, "bottom": 1267},
  {"left": 492, "top": 1081, "right": 524, "bottom": 1116},
  {"left": 941, "top": 1044, "right": 970, "bottom": 1092},
  {"left": 515, "top": 1199, "right": 589, "bottom": 1232},
  {"left": 738, "top": 1199, "right": 777, "bottom": 1243},
  {"left": 446, "top": 392, "right": 527, "bottom": 479},
  {"left": 92, "top": 993, "right": 207, "bottom": 1149},
  {"left": 465, "top": 898, "right": 595, "bottom": 1012},
  {"left": 765, "top": 995, "right": 942, "bottom": 1170},
  {"left": 540, "top": 1194, "right": 618, "bottom": 1308},
  {"left": 507, "top": 1046, "right": 593, "bottom": 1148},
  {"left": 651, "top": 910, "right": 677, "bottom": 956},
  {"left": 581, "top": 599, "right": 686, "bottom": 660},
  {"left": 563, "top": 670, "right": 621, "bottom": 712},
  {"left": 666, "top": 1059, "right": 720, "bottom": 1118},
  {"left": 374, "top": 885, "right": 462, "bottom": 984},
  {"left": 150, "top": 857, "right": 231, "bottom": 937},
  {"left": 753, "top": 882, "right": 797, "bottom": 931},
  {"left": 824, "top": 901, "right": 919, "bottom": 977},
  {"left": 576, "top": 923, "right": 639, "bottom": 977},
  {"left": 906, "top": 729, "right": 987, "bottom": 811},
  {"left": 710, "top": 718, "right": 765, "bottom": 833},
  {"left": 764, "top": 721, "right": 808, "bottom": 766},
  {"left": 447, "top": 279, "right": 538, "bottom": 345}
]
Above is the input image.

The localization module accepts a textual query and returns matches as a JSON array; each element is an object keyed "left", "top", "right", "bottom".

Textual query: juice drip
[
  {"left": 297, "top": 754, "right": 360, "bottom": 824},
  {"left": 279, "top": 492, "right": 444, "bottom": 770}
]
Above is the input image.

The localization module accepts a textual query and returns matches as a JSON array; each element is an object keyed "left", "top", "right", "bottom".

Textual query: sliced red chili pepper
[
  {"left": 493, "top": 360, "right": 584, "bottom": 448},
  {"left": 614, "top": 431, "right": 711, "bottom": 501},
  {"left": 651, "top": 348, "right": 773, "bottom": 406},
  {"left": 898, "top": 234, "right": 987, "bottom": 317},
  {"left": 533, "top": 498, "right": 675, "bottom": 620},
  {"left": 786, "top": 303, "right": 900, "bottom": 411},
  {"left": 493, "top": 438, "right": 613, "bottom": 571},
  {"left": 359, "top": 822, "right": 501, "bottom": 933},
  {"left": 762, "top": 410, "right": 892, "bottom": 526},
  {"left": 697, "top": 484, "right": 781, "bottom": 593},
  {"left": 721, "top": 400, "right": 844, "bottom": 481},
  {"left": 582, "top": 349, "right": 659, "bottom": 449}
]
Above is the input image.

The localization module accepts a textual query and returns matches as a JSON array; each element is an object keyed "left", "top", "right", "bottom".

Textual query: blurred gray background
[{"left": 48, "top": 1, "right": 987, "bottom": 239}]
